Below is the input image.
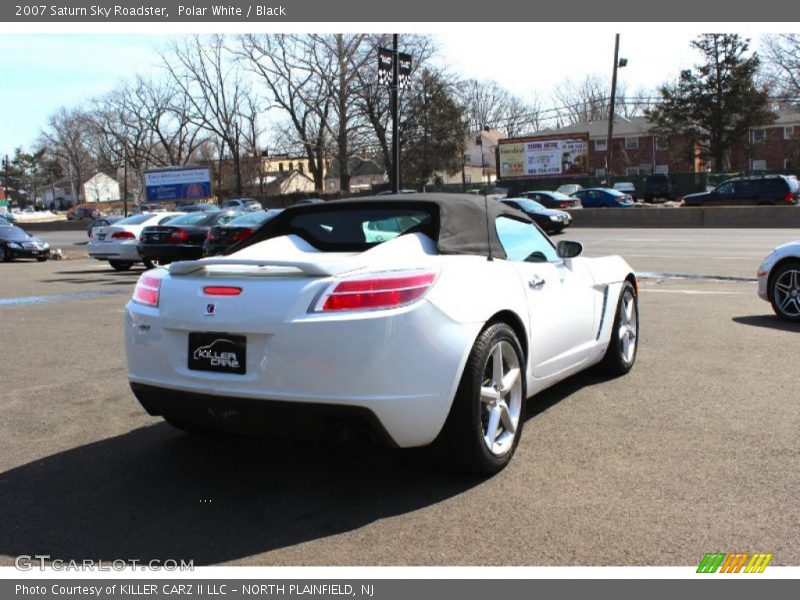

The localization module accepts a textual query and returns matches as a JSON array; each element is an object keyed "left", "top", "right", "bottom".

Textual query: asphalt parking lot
[{"left": 0, "top": 228, "right": 798, "bottom": 566}]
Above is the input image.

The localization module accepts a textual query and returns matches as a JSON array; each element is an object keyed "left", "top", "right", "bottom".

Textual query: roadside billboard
[
  {"left": 144, "top": 167, "right": 211, "bottom": 202},
  {"left": 497, "top": 133, "right": 590, "bottom": 179}
]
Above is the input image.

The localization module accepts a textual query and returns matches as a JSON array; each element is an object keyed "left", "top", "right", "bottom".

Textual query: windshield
[
  {"left": 283, "top": 207, "right": 434, "bottom": 251},
  {"left": 0, "top": 226, "right": 29, "bottom": 240},
  {"left": 227, "top": 210, "right": 282, "bottom": 227},
  {"left": 118, "top": 214, "right": 154, "bottom": 225},
  {"left": 167, "top": 212, "right": 216, "bottom": 226},
  {"left": 507, "top": 199, "right": 546, "bottom": 212}
]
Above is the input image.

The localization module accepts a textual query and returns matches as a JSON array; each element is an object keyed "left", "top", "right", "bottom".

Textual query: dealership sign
[
  {"left": 144, "top": 167, "right": 211, "bottom": 202},
  {"left": 498, "top": 133, "right": 590, "bottom": 179}
]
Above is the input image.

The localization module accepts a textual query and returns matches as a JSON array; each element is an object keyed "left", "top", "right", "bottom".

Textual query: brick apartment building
[{"left": 513, "top": 109, "right": 800, "bottom": 177}]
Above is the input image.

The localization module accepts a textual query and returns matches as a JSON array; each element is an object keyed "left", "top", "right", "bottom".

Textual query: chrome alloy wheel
[
  {"left": 480, "top": 341, "right": 523, "bottom": 456},
  {"left": 773, "top": 267, "right": 800, "bottom": 318},
  {"left": 618, "top": 289, "right": 638, "bottom": 364}
]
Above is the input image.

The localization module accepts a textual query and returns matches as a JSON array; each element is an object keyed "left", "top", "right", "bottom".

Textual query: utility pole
[
  {"left": 123, "top": 146, "right": 128, "bottom": 217},
  {"left": 391, "top": 33, "right": 400, "bottom": 194},
  {"left": 605, "top": 33, "right": 621, "bottom": 184},
  {"left": 3, "top": 155, "right": 8, "bottom": 203}
]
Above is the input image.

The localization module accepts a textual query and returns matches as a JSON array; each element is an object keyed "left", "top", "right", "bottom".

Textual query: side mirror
[{"left": 557, "top": 240, "right": 583, "bottom": 259}]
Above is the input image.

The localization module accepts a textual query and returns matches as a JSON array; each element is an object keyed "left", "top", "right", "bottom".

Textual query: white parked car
[
  {"left": 221, "top": 198, "right": 262, "bottom": 211},
  {"left": 88, "top": 212, "right": 183, "bottom": 271},
  {"left": 757, "top": 241, "right": 800, "bottom": 321},
  {"left": 125, "top": 195, "right": 639, "bottom": 474},
  {"left": 612, "top": 181, "right": 638, "bottom": 200}
]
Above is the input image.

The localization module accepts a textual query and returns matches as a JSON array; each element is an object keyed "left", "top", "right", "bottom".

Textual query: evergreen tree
[
  {"left": 647, "top": 34, "right": 775, "bottom": 172},
  {"left": 401, "top": 70, "right": 468, "bottom": 187}
]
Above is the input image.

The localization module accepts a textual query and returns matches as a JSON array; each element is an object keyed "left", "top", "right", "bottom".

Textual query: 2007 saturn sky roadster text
[{"left": 125, "top": 194, "right": 638, "bottom": 474}]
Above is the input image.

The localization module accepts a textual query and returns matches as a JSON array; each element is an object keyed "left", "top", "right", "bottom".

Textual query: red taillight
[
  {"left": 203, "top": 286, "right": 242, "bottom": 296},
  {"left": 785, "top": 191, "right": 795, "bottom": 204},
  {"left": 111, "top": 231, "right": 135, "bottom": 239},
  {"left": 315, "top": 271, "right": 437, "bottom": 312},
  {"left": 559, "top": 201, "right": 569, "bottom": 208},
  {"left": 206, "top": 229, "right": 216, "bottom": 241},
  {"left": 133, "top": 273, "right": 162, "bottom": 307},
  {"left": 232, "top": 227, "right": 255, "bottom": 242},
  {"left": 169, "top": 228, "right": 189, "bottom": 242}
]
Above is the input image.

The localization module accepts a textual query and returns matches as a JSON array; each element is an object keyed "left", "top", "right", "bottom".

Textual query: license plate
[
  {"left": 188, "top": 332, "right": 246, "bottom": 374},
  {"left": 98, "top": 234, "right": 106, "bottom": 240}
]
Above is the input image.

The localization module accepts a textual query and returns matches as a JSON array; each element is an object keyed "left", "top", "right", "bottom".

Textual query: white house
[{"left": 82, "top": 172, "right": 120, "bottom": 203}]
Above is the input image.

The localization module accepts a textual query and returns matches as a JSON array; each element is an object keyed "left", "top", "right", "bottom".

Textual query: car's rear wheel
[
  {"left": 36, "top": 256, "right": 48, "bottom": 262},
  {"left": 108, "top": 260, "right": 133, "bottom": 271},
  {"left": 438, "top": 322, "right": 526, "bottom": 475},
  {"left": 143, "top": 258, "right": 171, "bottom": 269},
  {"left": 600, "top": 281, "right": 639, "bottom": 375},
  {"left": 769, "top": 261, "right": 800, "bottom": 322}
]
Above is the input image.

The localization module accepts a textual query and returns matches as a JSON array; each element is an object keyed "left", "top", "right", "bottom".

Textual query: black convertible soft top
[{"left": 236, "top": 193, "right": 532, "bottom": 260}]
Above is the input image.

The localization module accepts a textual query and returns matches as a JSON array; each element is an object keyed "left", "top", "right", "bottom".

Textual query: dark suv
[
  {"left": 642, "top": 174, "right": 674, "bottom": 202},
  {"left": 682, "top": 175, "right": 799, "bottom": 207}
]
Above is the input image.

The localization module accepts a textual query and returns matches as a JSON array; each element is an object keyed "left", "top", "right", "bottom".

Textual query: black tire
[
  {"left": 0, "top": 246, "right": 9, "bottom": 262},
  {"left": 599, "top": 281, "right": 639, "bottom": 375},
  {"left": 143, "top": 258, "right": 171, "bottom": 270},
  {"left": 36, "top": 256, "right": 48, "bottom": 262},
  {"left": 769, "top": 261, "right": 800, "bottom": 322},
  {"left": 108, "top": 260, "right": 133, "bottom": 271},
  {"left": 437, "top": 322, "right": 526, "bottom": 475},
  {"left": 162, "top": 415, "right": 211, "bottom": 434}
]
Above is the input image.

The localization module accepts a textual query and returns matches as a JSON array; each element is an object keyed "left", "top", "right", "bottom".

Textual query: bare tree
[
  {"left": 135, "top": 76, "right": 206, "bottom": 167},
  {"left": 504, "top": 93, "right": 544, "bottom": 137},
  {"left": 240, "top": 34, "right": 331, "bottom": 191},
  {"left": 553, "top": 74, "right": 611, "bottom": 124},
  {"left": 351, "top": 34, "right": 437, "bottom": 179},
  {"left": 41, "top": 107, "right": 93, "bottom": 203},
  {"left": 163, "top": 34, "right": 250, "bottom": 196},
  {"left": 761, "top": 34, "right": 800, "bottom": 108},
  {"left": 307, "top": 34, "right": 374, "bottom": 192}
]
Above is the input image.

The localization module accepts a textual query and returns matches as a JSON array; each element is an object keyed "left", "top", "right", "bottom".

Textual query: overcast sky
[{"left": 0, "top": 26, "right": 782, "bottom": 159}]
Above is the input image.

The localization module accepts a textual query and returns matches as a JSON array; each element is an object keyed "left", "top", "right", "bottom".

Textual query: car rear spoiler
[{"left": 168, "top": 258, "right": 351, "bottom": 277}]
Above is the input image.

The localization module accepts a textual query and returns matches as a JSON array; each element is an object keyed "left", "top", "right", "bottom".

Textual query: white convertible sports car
[
  {"left": 125, "top": 194, "right": 639, "bottom": 473},
  {"left": 757, "top": 240, "right": 800, "bottom": 321}
]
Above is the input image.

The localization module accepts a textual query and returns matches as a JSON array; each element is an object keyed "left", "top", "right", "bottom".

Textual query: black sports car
[
  {"left": 204, "top": 209, "right": 283, "bottom": 257},
  {"left": 138, "top": 210, "right": 242, "bottom": 268},
  {"left": 0, "top": 224, "right": 51, "bottom": 262},
  {"left": 501, "top": 198, "right": 572, "bottom": 234}
]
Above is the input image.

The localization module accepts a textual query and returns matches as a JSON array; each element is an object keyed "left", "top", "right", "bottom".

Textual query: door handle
[{"left": 529, "top": 275, "right": 546, "bottom": 289}]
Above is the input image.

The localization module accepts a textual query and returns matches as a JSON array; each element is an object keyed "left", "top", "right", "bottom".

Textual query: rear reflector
[
  {"left": 132, "top": 273, "right": 163, "bottom": 307},
  {"left": 203, "top": 286, "right": 242, "bottom": 296},
  {"left": 314, "top": 271, "right": 437, "bottom": 312},
  {"left": 111, "top": 231, "right": 135, "bottom": 239}
]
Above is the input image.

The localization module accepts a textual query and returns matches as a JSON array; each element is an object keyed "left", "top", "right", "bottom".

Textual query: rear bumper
[
  {"left": 126, "top": 299, "right": 481, "bottom": 447},
  {"left": 89, "top": 240, "right": 140, "bottom": 261},
  {"left": 138, "top": 244, "right": 203, "bottom": 262},
  {"left": 131, "top": 382, "right": 397, "bottom": 446}
]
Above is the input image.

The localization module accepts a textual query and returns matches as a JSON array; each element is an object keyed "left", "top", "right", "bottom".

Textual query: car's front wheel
[
  {"left": 769, "top": 261, "right": 800, "bottom": 322},
  {"left": 600, "top": 281, "right": 639, "bottom": 375},
  {"left": 438, "top": 322, "right": 526, "bottom": 475},
  {"left": 0, "top": 246, "right": 9, "bottom": 262}
]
